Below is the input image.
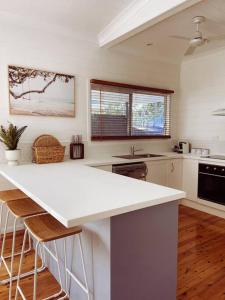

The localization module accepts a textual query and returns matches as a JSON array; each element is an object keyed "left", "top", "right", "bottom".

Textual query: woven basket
[{"left": 32, "top": 135, "right": 65, "bottom": 164}]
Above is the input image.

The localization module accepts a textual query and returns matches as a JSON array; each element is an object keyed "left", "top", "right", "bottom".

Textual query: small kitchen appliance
[{"left": 178, "top": 141, "right": 190, "bottom": 154}]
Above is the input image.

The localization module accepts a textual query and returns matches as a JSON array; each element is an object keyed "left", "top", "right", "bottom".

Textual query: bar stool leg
[
  {"left": 44, "top": 241, "right": 66, "bottom": 300},
  {"left": 0, "top": 202, "right": 4, "bottom": 264},
  {"left": 0, "top": 210, "right": 9, "bottom": 269},
  {"left": 78, "top": 234, "right": 90, "bottom": 300},
  {"left": 63, "top": 239, "right": 69, "bottom": 296},
  {"left": 9, "top": 216, "right": 18, "bottom": 299},
  {"left": 33, "top": 241, "right": 40, "bottom": 300},
  {"left": 0, "top": 202, "right": 3, "bottom": 246},
  {"left": 15, "top": 228, "right": 28, "bottom": 300}
]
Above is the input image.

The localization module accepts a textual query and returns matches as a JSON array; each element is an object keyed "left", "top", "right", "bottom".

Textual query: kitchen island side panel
[{"left": 111, "top": 200, "right": 178, "bottom": 300}]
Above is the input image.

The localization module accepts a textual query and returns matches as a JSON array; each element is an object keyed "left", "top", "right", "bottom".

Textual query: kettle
[{"left": 178, "top": 141, "right": 190, "bottom": 154}]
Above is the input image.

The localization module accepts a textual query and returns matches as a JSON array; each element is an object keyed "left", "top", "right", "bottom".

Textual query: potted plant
[{"left": 0, "top": 123, "right": 27, "bottom": 165}]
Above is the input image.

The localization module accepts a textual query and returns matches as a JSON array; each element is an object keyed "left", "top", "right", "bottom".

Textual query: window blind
[{"left": 90, "top": 79, "right": 173, "bottom": 140}]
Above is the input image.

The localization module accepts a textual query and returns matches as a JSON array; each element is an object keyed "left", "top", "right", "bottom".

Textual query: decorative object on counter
[
  {"left": 191, "top": 148, "right": 210, "bottom": 156},
  {"left": 70, "top": 135, "right": 84, "bottom": 159},
  {"left": 8, "top": 65, "right": 75, "bottom": 117},
  {"left": 32, "top": 134, "right": 65, "bottom": 164},
  {"left": 0, "top": 122, "right": 27, "bottom": 165},
  {"left": 201, "top": 148, "right": 210, "bottom": 156}
]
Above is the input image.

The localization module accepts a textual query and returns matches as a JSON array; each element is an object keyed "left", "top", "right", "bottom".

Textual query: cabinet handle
[
  {"left": 171, "top": 162, "right": 175, "bottom": 173},
  {"left": 144, "top": 166, "right": 149, "bottom": 181}
]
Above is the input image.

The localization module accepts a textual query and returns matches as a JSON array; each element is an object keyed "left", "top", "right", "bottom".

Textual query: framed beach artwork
[{"left": 8, "top": 65, "right": 75, "bottom": 117}]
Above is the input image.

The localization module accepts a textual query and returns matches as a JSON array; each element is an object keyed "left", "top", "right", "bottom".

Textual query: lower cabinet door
[
  {"left": 146, "top": 161, "right": 168, "bottom": 186},
  {"left": 167, "top": 159, "right": 183, "bottom": 190},
  {"left": 182, "top": 159, "right": 198, "bottom": 201}
]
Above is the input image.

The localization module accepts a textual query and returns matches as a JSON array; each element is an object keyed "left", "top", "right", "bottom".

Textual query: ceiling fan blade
[
  {"left": 169, "top": 35, "right": 190, "bottom": 41},
  {"left": 184, "top": 45, "right": 196, "bottom": 56},
  {"left": 208, "top": 34, "right": 225, "bottom": 41}
]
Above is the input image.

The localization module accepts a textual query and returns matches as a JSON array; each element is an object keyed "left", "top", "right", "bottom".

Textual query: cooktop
[{"left": 204, "top": 155, "right": 225, "bottom": 160}]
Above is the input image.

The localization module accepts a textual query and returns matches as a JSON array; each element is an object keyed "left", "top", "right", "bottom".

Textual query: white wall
[
  {"left": 178, "top": 48, "right": 225, "bottom": 153},
  {"left": 0, "top": 23, "right": 180, "bottom": 162}
]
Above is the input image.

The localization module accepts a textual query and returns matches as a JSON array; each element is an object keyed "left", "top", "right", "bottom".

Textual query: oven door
[{"left": 198, "top": 167, "right": 225, "bottom": 205}]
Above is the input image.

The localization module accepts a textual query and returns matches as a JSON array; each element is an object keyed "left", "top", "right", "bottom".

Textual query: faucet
[{"left": 130, "top": 145, "right": 143, "bottom": 156}]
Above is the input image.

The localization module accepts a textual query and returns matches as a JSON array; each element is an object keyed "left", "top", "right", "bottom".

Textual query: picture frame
[{"left": 8, "top": 65, "right": 75, "bottom": 117}]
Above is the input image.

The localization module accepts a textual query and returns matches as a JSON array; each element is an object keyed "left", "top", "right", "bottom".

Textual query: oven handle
[{"left": 199, "top": 171, "right": 225, "bottom": 179}]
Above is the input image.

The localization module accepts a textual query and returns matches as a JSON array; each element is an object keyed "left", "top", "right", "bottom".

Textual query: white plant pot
[{"left": 5, "top": 149, "right": 21, "bottom": 166}]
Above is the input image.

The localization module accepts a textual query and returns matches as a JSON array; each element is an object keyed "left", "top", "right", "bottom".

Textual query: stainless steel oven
[{"left": 198, "top": 163, "right": 225, "bottom": 205}]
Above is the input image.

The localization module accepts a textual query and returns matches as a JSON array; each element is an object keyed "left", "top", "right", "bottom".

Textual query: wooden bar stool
[
  {"left": 1, "top": 197, "right": 46, "bottom": 299},
  {"left": 16, "top": 214, "right": 90, "bottom": 300},
  {"left": 0, "top": 189, "right": 31, "bottom": 265},
  {"left": 0, "top": 189, "right": 28, "bottom": 244}
]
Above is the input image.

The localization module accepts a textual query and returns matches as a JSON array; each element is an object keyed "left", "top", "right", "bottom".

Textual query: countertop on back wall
[
  {"left": 71, "top": 152, "right": 183, "bottom": 167},
  {"left": 68, "top": 152, "right": 225, "bottom": 167}
]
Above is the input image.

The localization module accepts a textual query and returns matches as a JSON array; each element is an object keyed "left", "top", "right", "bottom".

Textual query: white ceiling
[
  {"left": 0, "top": 0, "right": 133, "bottom": 39},
  {"left": 0, "top": 0, "right": 225, "bottom": 63},
  {"left": 113, "top": 0, "right": 225, "bottom": 63}
]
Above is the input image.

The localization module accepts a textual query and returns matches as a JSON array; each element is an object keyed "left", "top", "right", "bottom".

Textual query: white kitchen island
[{"left": 0, "top": 161, "right": 185, "bottom": 300}]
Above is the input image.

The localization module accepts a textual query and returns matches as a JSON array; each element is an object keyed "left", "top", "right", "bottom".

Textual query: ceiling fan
[{"left": 170, "top": 16, "right": 225, "bottom": 56}]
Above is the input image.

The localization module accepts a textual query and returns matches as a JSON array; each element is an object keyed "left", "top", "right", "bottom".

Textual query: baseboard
[{"left": 181, "top": 199, "right": 225, "bottom": 219}]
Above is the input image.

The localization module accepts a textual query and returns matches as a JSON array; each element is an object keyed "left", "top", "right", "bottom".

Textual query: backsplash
[
  {"left": 0, "top": 139, "right": 174, "bottom": 163},
  {"left": 84, "top": 140, "right": 173, "bottom": 158},
  {"left": 1, "top": 138, "right": 224, "bottom": 164},
  {"left": 186, "top": 139, "right": 225, "bottom": 155}
]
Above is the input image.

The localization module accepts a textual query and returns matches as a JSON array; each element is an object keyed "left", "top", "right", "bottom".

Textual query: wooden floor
[
  {"left": 1, "top": 205, "right": 225, "bottom": 299},
  {"left": 0, "top": 230, "right": 64, "bottom": 300},
  {"left": 178, "top": 205, "right": 225, "bottom": 300}
]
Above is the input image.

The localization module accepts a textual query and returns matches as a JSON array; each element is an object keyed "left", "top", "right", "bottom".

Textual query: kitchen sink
[{"left": 113, "top": 154, "right": 165, "bottom": 159}]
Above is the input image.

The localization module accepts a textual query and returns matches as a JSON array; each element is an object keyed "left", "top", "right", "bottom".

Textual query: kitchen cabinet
[
  {"left": 167, "top": 159, "right": 183, "bottom": 190},
  {"left": 94, "top": 159, "right": 183, "bottom": 189},
  {"left": 146, "top": 159, "right": 183, "bottom": 189},
  {"left": 182, "top": 159, "right": 198, "bottom": 201},
  {"left": 94, "top": 165, "right": 112, "bottom": 172},
  {"left": 146, "top": 160, "right": 168, "bottom": 186}
]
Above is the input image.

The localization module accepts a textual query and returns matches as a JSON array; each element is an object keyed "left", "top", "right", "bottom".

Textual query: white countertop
[
  {"left": 72, "top": 152, "right": 183, "bottom": 167},
  {"left": 71, "top": 152, "right": 225, "bottom": 166},
  {"left": 0, "top": 160, "right": 185, "bottom": 227},
  {"left": 183, "top": 154, "right": 225, "bottom": 165}
]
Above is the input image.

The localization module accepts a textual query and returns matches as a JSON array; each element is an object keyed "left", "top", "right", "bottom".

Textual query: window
[{"left": 90, "top": 79, "right": 173, "bottom": 140}]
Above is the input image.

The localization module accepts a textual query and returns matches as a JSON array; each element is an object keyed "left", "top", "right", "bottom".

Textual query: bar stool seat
[
  {"left": 0, "top": 189, "right": 29, "bottom": 232},
  {"left": 24, "top": 214, "right": 82, "bottom": 242},
  {"left": 0, "top": 189, "right": 29, "bottom": 242},
  {"left": 0, "top": 189, "right": 28, "bottom": 203},
  {"left": 7, "top": 198, "right": 45, "bottom": 218}
]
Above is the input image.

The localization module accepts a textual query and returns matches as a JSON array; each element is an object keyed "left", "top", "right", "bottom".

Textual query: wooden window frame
[{"left": 90, "top": 79, "right": 174, "bottom": 141}]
